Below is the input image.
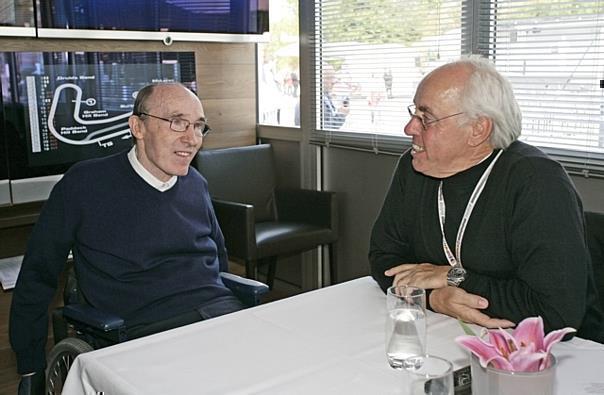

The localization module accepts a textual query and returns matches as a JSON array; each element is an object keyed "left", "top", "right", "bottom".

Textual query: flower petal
[
  {"left": 512, "top": 316, "right": 545, "bottom": 350},
  {"left": 484, "top": 354, "right": 514, "bottom": 371},
  {"left": 543, "top": 326, "right": 576, "bottom": 353},
  {"left": 539, "top": 352, "right": 557, "bottom": 370},
  {"left": 488, "top": 328, "right": 519, "bottom": 358},
  {"left": 508, "top": 348, "right": 548, "bottom": 372},
  {"left": 456, "top": 335, "right": 501, "bottom": 366}
]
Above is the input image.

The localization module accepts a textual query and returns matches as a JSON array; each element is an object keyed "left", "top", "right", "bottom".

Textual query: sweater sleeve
[
  {"left": 461, "top": 163, "right": 588, "bottom": 333},
  {"left": 9, "top": 180, "right": 74, "bottom": 374},
  {"left": 369, "top": 157, "right": 413, "bottom": 293}
]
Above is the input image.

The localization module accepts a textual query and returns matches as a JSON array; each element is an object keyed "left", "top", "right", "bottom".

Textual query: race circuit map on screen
[
  {"left": 0, "top": 51, "right": 196, "bottom": 171},
  {"left": 32, "top": 78, "right": 133, "bottom": 148}
]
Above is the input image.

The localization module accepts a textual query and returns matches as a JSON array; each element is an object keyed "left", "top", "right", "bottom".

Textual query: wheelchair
[{"left": 43, "top": 268, "right": 269, "bottom": 394}]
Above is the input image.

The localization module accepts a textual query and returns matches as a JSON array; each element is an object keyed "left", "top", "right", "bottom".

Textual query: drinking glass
[
  {"left": 385, "top": 285, "right": 426, "bottom": 369},
  {"left": 403, "top": 354, "right": 454, "bottom": 395}
]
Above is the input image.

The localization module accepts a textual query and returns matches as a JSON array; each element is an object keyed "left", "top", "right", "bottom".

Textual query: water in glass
[{"left": 386, "top": 306, "right": 426, "bottom": 369}]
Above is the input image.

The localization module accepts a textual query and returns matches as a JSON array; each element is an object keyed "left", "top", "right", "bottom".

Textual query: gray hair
[{"left": 452, "top": 55, "right": 522, "bottom": 149}]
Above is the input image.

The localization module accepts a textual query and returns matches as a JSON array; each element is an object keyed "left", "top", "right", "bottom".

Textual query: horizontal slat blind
[
  {"left": 473, "top": 0, "right": 604, "bottom": 176},
  {"left": 312, "top": 0, "right": 462, "bottom": 152},
  {"left": 312, "top": 0, "right": 604, "bottom": 176}
]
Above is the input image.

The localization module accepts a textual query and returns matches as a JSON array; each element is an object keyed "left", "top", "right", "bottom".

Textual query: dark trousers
[{"left": 125, "top": 295, "right": 244, "bottom": 340}]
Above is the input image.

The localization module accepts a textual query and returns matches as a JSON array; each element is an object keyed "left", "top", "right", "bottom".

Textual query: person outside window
[{"left": 322, "top": 63, "right": 349, "bottom": 129}]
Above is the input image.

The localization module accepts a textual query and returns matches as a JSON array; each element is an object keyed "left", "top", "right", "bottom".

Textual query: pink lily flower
[{"left": 455, "top": 316, "right": 575, "bottom": 372}]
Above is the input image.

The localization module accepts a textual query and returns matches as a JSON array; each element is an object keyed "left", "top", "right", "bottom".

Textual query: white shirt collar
[{"left": 127, "top": 146, "right": 177, "bottom": 192}]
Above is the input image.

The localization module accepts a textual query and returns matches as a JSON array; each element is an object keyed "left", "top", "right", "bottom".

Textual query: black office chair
[
  {"left": 193, "top": 144, "right": 338, "bottom": 289},
  {"left": 585, "top": 211, "right": 604, "bottom": 312},
  {"left": 44, "top": 268, "right": 268, "bottom": 394}
]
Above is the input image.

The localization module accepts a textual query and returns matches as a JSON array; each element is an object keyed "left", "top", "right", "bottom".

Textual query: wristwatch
[{"left": 447, "top": 265, "right": 467, "bottom": 287}]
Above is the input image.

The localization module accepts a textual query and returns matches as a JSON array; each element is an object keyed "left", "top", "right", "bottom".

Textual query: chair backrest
[
  {"left": 585, "top": 211, "right": 604, "bottom": 311},
  {"left": 194, "top": 144, "right": 277, "bottom": 222}
]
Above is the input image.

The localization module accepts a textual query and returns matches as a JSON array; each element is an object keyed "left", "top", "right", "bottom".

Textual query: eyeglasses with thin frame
[
  {"left": 137, "top": 112, "right": 211, "bottom": 137},
  {"left": 407, "top": 104, "right": 464, "bottom": 131}
]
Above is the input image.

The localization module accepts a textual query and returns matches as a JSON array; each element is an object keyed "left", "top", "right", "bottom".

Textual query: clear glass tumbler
[
  {"left": 403, "top": 354, "right": 454, "bottom": 395},
  {"left": 385, "top": 285, "right": 427, "bottom": 369}
]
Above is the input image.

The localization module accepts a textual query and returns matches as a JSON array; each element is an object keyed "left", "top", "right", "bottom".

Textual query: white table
[{"left": 63, "top": 277, "right": 604, "bottom": 394}]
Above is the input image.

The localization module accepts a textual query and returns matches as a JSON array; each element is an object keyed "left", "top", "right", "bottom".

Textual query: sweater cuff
[{"left": 425, "top": 288, "right": 434, "bottom": 311}]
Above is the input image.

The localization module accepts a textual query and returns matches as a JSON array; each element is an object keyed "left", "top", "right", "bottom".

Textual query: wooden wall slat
[{"left": 198, "top": 64, "right": 255, "bottom": 99}]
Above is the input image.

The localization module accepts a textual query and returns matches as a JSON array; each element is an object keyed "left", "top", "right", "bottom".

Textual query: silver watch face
[{"left": 447, "top": 266, "right": 466, "bottom": 286}]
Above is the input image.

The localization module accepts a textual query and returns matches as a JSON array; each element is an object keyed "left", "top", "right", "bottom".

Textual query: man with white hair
[{"left": 370, "top": 56, "right": 603, "bottom": 342}]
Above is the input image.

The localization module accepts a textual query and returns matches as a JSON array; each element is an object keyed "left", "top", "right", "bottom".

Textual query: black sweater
[
  {"left": 369, "top": 141, "right": 603, "bottom": 342},
  {"left": 10, "top": 151, "right": 239, "bottom": 373}
]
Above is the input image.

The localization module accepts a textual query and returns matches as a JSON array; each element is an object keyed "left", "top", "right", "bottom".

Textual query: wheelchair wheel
[{"left": 46, "top": 337, "right": 94, "bottom": 394}]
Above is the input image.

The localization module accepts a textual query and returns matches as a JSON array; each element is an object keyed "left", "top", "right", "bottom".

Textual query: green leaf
[{"left": 458, "top": 320, "right": 477, "bottom": 336}]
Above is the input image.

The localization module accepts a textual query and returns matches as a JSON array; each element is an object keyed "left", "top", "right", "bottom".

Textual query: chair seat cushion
[{"left": 255, "top": 221, "right": 336, "bottom": 258}]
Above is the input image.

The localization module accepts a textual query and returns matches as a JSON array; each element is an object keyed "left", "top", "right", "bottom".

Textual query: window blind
[
  {"left": 311, "top": 0, "right": 604, "bottom": 175},
  {"left": 472, "top": 0, "right": 604, "bottom": 176}
]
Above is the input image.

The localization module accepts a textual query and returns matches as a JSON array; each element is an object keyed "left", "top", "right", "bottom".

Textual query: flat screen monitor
[
  {"left": 0, "top": 51, "right": 196, "bottom": 202},
  {"left": 37, "top": 0, "right": 269, "bottom": 35}
]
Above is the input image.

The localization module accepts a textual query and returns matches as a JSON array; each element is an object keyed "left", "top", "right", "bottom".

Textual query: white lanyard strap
[{"left": 437, "top": 150, "right": 503, "bottom": 267}]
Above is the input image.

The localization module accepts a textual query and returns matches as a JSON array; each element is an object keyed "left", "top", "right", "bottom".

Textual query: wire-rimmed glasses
[
  {"left": 138, "top": 112, "right": 211, "bottom": 137},
  {"left": 407, "top": 104, "right": 464, "bottom": 130}
]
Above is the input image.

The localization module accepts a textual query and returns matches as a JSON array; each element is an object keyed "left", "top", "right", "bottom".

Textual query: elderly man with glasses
[
  {"left": 370, "top": 56, "right": 604, "bottom": 343},
  {"left": 10, "top": 82, "right": 244, "bottom": 393}
]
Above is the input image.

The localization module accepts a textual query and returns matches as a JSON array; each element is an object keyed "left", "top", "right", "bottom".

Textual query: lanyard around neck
[{"left": 437, "top": 150, "right": 503, "bottom": 267}]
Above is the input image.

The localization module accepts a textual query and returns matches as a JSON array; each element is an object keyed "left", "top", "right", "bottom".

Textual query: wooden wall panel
[
  {"left": 202, "top": 130, "right": 256, "bottom": 150},
  {"left": 194, "top": 42, "right": 255, "bottom": 65},
  {"left": 197, "top": 64, "right": 255, "bottom": 99},
  {"left": 202, "top": 97, "right": 255, "bottom": 129}
]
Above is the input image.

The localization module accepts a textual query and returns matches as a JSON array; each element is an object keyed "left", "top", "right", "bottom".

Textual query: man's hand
[
  {"left": 385, "top": 263, "right": 449, "bottom": 289},
  {"left": 429, "top": 287, "right": 515, "bottom": 328},
  {"left": 18, "top": 371, "right": 45, "bottom": 395}
]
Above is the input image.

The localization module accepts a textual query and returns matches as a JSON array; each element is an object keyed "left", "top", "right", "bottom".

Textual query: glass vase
[{"left": 470, "top": 354, "right": 556, "bottom": 395}]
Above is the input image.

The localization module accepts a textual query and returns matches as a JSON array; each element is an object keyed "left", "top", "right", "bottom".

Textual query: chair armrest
[
  {"left": 275, "top": 188, "right": 338, "bottom": 231},
  {"left": 212, "top": 199, "right": 256, "bottom": 259},
  {"left": 63, "top": 304, "right": 125, "bottom": 332},
  {"left": 220, "top": 272, "right": 269, "bottom": 307}
]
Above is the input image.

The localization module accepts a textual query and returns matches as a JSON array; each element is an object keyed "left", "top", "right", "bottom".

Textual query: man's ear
[
  {"left": 468, "top": 116, "right": 492, "bottom": 147},
  {"left": 128, "top": 115, "right": 143, "bottom": 140}
]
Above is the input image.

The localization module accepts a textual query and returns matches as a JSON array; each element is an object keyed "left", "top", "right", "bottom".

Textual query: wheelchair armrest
[
  {"left": 63, "top": 304, "right": 125, "bottom": 332},
  {"left": 220, "top": 272, "right": 269, "bottom": 307},
  {"left": 275, "top": 188, "right": 338, "bottom": 231},
  {"left": 212, "top": 199, "right": 256, "bottom": 259}
]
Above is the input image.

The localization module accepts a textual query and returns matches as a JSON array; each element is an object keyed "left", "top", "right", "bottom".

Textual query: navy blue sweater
[{"left": 10, "top": 151, "right": 238, "bottom": 373}]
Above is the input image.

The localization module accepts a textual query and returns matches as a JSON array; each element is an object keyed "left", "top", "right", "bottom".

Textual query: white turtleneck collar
[{"left": 127, "top": 146, "right": 177, "bottom": 192}]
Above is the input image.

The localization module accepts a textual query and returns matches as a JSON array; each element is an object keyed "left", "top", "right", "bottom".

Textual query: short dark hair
[{"left": 132, "top": 84, "right": 156, "bottom": 116}]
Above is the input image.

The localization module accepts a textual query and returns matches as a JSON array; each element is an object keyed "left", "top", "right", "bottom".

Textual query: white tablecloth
[{"left": 62, "top": 277, "right": 604, "bottom": 395}]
